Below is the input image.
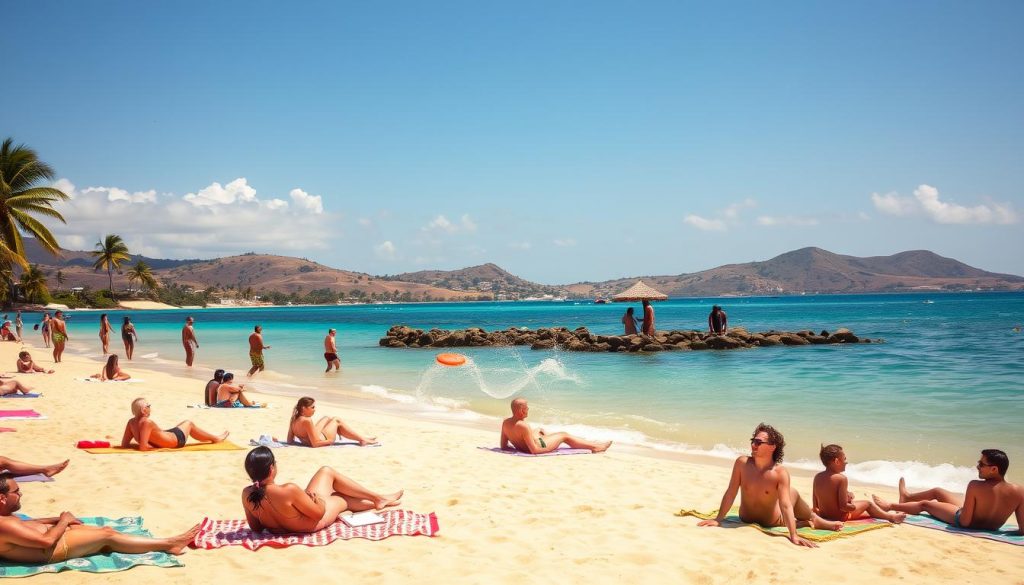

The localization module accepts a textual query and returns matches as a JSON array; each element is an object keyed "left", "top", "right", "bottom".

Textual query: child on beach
[{"left": 813, "top": 444, "right": 906, "bottom": 524}]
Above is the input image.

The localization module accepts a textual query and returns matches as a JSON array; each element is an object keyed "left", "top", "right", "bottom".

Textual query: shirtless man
[
  {"left": 813, "top": 444, "right": 905, "bottom": 523},
  {"left": 698, "top": 423, "right": 839, "bottom": 547},
  {"left": 0, "top": 379, "right": 34, "bottom": 397},
  {"left": 0, "top": 473, "right": 199, "bottom": 563},
  {"left": 641, "top": 300, "right": 655, "bottom": 336},
  {"left": 324, "top": 329, "right": 340, "bottom": 372},
  {"left": 121, "top": 397, "right": 228, "bottom": 450},
  {"left": 16, "top": 352, "right": 53, "bottom": 374},
  {"left": 0, "top": 456, "right": 68, "bottom": 478},
  {"left": 50, "top": 311, "right": 68, "bottom": 363},
  {"left": 215, "top": 373, "right": 262, "bottom": 408},
  {"left": 205, "top": 369, "right": 225, "bottom": 406},
  {"left": 872, "top": 449, "right": 1024, "bottom": 533},
  {"left": 500, "top": 398, "right": 611, "bottom": 454},
  {"left": 247, "top": 325, "right": 270, "bottom": 377},
  {"left": 182, "top": 317, "right": 198, "bottom": 367}
]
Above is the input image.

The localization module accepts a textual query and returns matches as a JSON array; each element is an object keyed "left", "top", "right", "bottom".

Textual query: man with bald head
[{"left": 500, "top": 398, "right": 611, "bottom": 454}]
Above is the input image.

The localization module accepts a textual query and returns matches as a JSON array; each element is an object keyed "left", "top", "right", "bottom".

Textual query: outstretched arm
[
  {"left": 778, "top": 469, "right": 816, "bottom": 548},
  {"left": 699, "top": 458, "right": 743, "bottom": 526},
  {"left": 120, "top": 422, "right": 134, "bottom": 448}
]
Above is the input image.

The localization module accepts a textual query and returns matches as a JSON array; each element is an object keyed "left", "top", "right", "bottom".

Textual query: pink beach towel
[
  {"left": 0, "top": 427, "right": 15, "bottom": 432},
  {"left": 191, "top": 510, "right": 439, "bottom": 550},
  {"left": 0, "top": 410, "right": 43, "bottom": 420}
]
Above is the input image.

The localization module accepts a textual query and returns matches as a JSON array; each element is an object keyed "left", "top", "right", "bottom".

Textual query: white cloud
[
  {"left": 460, "top": 214, "right": 477, "bottom": 232},
  {"left": 508, "top": 241, "right": 532, "bottom": 250},
  {"left": 183, "top": 178, "right": 257, "bottom": 206},
  {"left": 374, "top": 241, "right": 397, "bottom": 260},
  {"left": 683, "top": 214, "right": 726, "bottom": 231},
  {"left": 358, "top": 218, "right": 372, "bottom": 227},
  {"left": 756, "top": 215, "right": 820, "bottom": 227},
  {"left": 723, "top": 198, "right": 757, "bottom": 219},
  {"left": 289, "top": 188, "right": 323, "bottom": 214},
  {"left": 871, "top": 184, "right": 1018, "bottom": 225},
  {"left": 553, "top": 238, "right": 577, "bottom": 247},
  {"left": 83, "top": 186, "right": 157, "bottom": 204},
  {"left": 425, "top": 215, "right": 456, "bottom": 233}
]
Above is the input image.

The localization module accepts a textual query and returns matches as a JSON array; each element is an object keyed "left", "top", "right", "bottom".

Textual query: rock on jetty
[{"left": 379, "top": 325, "right": 873, "bottom": 352}]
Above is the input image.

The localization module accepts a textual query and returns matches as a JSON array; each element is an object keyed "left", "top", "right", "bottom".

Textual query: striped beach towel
[
  {"left": 676, "top": 508, "right": 893, "bottom": 542},
  {"left": 191, "top": 510, "right": 440, "bottom": 550}
]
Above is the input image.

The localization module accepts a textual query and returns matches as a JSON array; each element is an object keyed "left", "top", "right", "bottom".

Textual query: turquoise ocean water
[{"left": 35, "top": 291, "right": 1023, "bottom": 490}]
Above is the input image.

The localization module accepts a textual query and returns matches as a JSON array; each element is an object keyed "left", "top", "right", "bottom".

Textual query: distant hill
[
  {"left": 22, "top": 238, "right": 198, "bottom": 270},
  {"left": 383, "top": 263, "right": 564, "bottom": 298}
]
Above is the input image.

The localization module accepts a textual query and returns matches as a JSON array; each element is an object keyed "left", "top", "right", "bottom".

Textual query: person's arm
[
  {"left": 957, "top": 481, "right": 979, "bottom": 527},
  {"left": 286, "top": 422, "right": 295, "bottom": 445},
  {"left": 777, "top": 468, "right": 817, "bottom": 548},
  {"left": 0, "top": 513, "right": 80, "bottom": 549},
  {"left": 289, "top": 484, "right": 326, "bottom": 521},
  {"left": 300, "top": 418, "right": 331, "bottom": 447},
  {"left": 1014, "top": 489, "right": 1024, "bottom": 536},
  {"left": 120, "top": 421, "right": 135, "bottom": 448},
  {"left": 499, "top": 426, "right": 512, "bottom": 451},
  {"left": 838, "top": 476, "right": 856, "bottom": 512},
  {"left": 699, "top": 458, "right": 744, "bottom": 526},
  {"left": 708, "top": 314, "right": 714, "bottom": 333},
  {"left": 722, "top": 313, "right": 728, "bottom": 333},
  {"left": 242, "top": 494, "right": 265, "bottom": 532},
  {"left": 136, "top": 421, "right": 154, "bottom": 451}
]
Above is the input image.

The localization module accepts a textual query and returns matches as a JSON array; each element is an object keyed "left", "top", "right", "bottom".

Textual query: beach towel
[
  {"left": 191, "top": 510, "right": 440, "bottom": 550},
  {"left": 0, "top": 393, "right": 41, "bottom": 398},
  {"left": 248, "top": 435, "right": 380, "bottom": 449},
  {"left": 188, "top": 403, "right": 265, "bottom": 409},
  {"left": 76, "top": 378, "right": 145, "bottom": 384},
  {"left": 0, "top": 410, "right": 45, "bottom": 420},
  {"left": 902, "top": 513, "right": 1022, "bottom": 545},
  {"left": 0, "top": 428, "right": 14, "bottom": 433},
  {"left": 477, "top": 446, "right": 593, "bottom": 457},
  {"left": 676, "top": 508, "right": 893, "bottom": 542},
  {"left": 12, "top": 474, "right": 53, "bottom": 483},
  {"left": 83, "top": 441, "right": 243, "bottom": 454},
  {"left": 0, "top": 516, "right": 182, "bottom": 577}
]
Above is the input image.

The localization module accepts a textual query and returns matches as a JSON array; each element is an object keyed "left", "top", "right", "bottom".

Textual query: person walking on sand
[
  {"left": 698, "top": 423, "right": 841, "bottom": 547},
  {"left": 121, "top": 397, "right": 228, "bottom": 451},
  {"left": 182, "top": 316, "right": 198, "bottom": 367},
  {"left": 324, "top": 329, "right": 340, "bottom": 372},
  {"left": 247, "top": 325, "right": 269, "bottom": 377},
  {"left": 120, "top": 317, "right": 138, "bottom": 360},
  {"left": 14, "top": 312, "right": 22, "bottom": 342},
  {"left": 288, "top": 397, "right": 376, "bottom": 447},
  {"left": 500, "top": 398, "right": 611, "bottom": 454},
  {"left": 0, "top": 456, "right": 68, "bottom": 478},
  {"left": 641, "top": 300, "right": 655, "bottom": 336},
  {"left": 0, "top": 474, "right": 199, "bottom": 563},
  {"left": 98, "top": 313, "right": 113, "bottom": 355},
  {"left": 39, "top": 313, "right": 51, "bottom": 348},
  {"left": 708, "top": 305, "right": 728, "bottom": 335},
  {"left": 241, "top": 446, "right": 403, "bottom": 534},
  {"left": 813, "top": 444, "right": 905, "bottom": 523},
  {"left": 50, "top": 311, "right": 68, "bottom": 363},
  {"left": 622, "top": 307, "right": 639, "bottom": 335},
  {"left": 872, "top": 449, "right": 1024, "bottom": 533}
]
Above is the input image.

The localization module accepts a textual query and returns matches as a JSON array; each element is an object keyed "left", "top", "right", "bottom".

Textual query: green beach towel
[
  {"left": 676, "top": 507, "right": 892, "bottom": 543},
  {"left": 903, "top": 513, "right": 1022, "bottom": 546},
  {"left": 0, "top": 516, "right": 182, "bottom": 578}
]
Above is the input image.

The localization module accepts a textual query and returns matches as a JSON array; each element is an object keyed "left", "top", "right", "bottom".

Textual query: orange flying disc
[{"left": 436, "top": 353, "right": 467, "bottom": 367}]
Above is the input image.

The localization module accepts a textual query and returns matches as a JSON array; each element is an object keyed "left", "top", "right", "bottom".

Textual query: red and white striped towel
[{"left": 191, "top": 510, "right": 439, "bottom": 550}]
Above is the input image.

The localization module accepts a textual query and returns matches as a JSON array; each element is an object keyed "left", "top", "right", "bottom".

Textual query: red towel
[
  {"left": 0, "top": 410, "right": 41, "bottom": 418},
  {"left": 76, "top": 440, "right": 111, "bottom": 448},
  {"left": 191, "top": 510, "right": 439, "bottom": 550}
]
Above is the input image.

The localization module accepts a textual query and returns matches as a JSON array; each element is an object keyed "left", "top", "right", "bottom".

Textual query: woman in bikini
[
  {"left": 16, "top": 351, "right": 54, "bottom": 374},
  {"left": 91, "top": 354, "right": 131, "bottom": 381},
  {"left": 98, "top": 314, "right": 113, "bottom": 355},
  {"left": 120, "top": 317, "right": 137, "bottom": 360},
  {"left": 39, "top": 314, "right": 51, "bottom": 348},
  {"left": 241, "top": 446, "right": 402, "bottom": 534},
  {"left": 214, "top": 372, "right": 262, "bottom": 407},
  {"left": 287, "top": 396, "right": 377, "bottom": 447}
]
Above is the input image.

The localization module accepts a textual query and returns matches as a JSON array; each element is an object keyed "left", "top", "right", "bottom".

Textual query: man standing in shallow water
[
  {"left": 698, "top": 423, "right": 841, "bottom": 547},
  {"left": 182, "top": 316, "right": 198, "bottom": 367},
  {"left": 324, "top": 328, "right": 340, "bottom": 372},
  {"left": 247, "top": 325, "right": 270, "bottom": 377}
]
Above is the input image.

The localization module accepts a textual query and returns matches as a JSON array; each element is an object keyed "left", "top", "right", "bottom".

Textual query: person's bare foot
[
  {"left": 44, "top": 460, "right": 70, "bottom": 477},
  {"left": 359, "top": 437, "right": 378, "bottom": 446},
  {"left": 872, "top": 494, "right": 892, "bottom": 511},
  {"left": 898, "top": 477, "right": 909, "bottom": 503},
  {"left": 167, "top": 523, "right": 202, "bottom": 555},
  {"left": 592, "top": 441, "right": 613, "bottom": 453},
  {"left": 887, "top": 511, "right": 907, "bottom": 524},
  {"left": 213, "top": 431, "right": 230, "bottom": 443},
  {"left": 809, "top": 515, "right": 844, "bottom": 531},
  {"left": 374, "top": 490, "right": 404, "bottom": 510}
]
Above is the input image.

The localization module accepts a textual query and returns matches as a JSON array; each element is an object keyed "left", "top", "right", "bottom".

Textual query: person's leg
[
  {"left": 305, "top": 466, "right": 402, "bottom": 512},
  {"left": 791, "top": 487, "right": 843, "bottom": 530},
  {"left": 0, "top": 456, "right": 69, "bottom": 477},
  {"left": 898, "top": 477, "right": 962, "bottom": 505},
  {"left": 860, "top": 499, "right": 906, "bottom": 523},
  {"left": 331, "top": 417, "right": 377, "bottom": 446},
  {"left": 176, "top": 420, "right": 228, "bottom": 443},
  {"left": 60, "top": 523, "right": 200, "bottom": 558},
  {"left": 314, "top": 417, "right": 339, "bottom": 442},
  {"left": 538, "top": 432, "right": 611, "bottom": 453},
  {"left": 126, "top": 340, "right": 134, "bottom": 360}
]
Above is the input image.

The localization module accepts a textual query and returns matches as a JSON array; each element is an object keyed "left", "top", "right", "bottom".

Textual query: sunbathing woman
[
  {"left": 16, "top": 351, "right": 54, "bottom": 374},
  {"left": 91, "top": 355, "right": 131, "bottom": 382},
  {"left": 241, "top": 446, "right": 402, "bottom": 534},
  {"left": 121, "top": 397, "right": 228, "bottom": 451},
  {"left": 214, "top": 372, "right": 263, "bottom": 407},
  {"left": 287, "top": 396, "right": 377, "bottom": 447},
  {"left": 0, "top": 379, "right": 34, "bottom": 397}
]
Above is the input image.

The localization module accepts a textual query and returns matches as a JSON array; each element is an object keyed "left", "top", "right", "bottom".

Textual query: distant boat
[
  {"left": 522, "top": 294, "right": 568, "bottom": 302},
  {"left": 923, "top": 300, "right": 934, "bottom": 304},
  {"left": 594, "top": 297, "right": 608, "bottom": 304}
]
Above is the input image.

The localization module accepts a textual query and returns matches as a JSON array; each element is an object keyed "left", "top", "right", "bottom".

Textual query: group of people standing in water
[{"left": 621, "top": 304, "right": 729, "bottom": 336}]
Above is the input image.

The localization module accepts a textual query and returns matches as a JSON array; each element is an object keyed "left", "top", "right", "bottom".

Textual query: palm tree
[
  {"left": 55, "top": 269, "right": 65, "bottom": 291},
  {"left": 18, "top": 264, "right": 49, "bottom": 303},
  {"left": 91, "top": 234, "right": 130, "bottom": 294},
  {"left": 126, "top": 260, "right": 157, "bottom": 293}
]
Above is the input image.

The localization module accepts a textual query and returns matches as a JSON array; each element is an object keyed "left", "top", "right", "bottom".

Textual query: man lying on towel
[
  {"left": 500, "top": 398, "right": 611, "bottom": 455},
  {"left": 872, "top": 449, "right": 1024, "bottom": 533},
  {"left": 121, "top": 397, "right": 228, "bottom": 450},
  {"left": 0, "top": 473, "right": 198, "bottom": 562},
  {"left": 698, "top": 423, "right": 842, "bottom": 548}
]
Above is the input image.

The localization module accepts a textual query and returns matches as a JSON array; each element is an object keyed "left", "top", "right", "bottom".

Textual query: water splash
[{"left": 415, "top": 354, "right": 579, "bottom": 401}]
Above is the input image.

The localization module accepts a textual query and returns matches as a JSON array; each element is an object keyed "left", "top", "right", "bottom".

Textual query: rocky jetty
[{"left": 379, "top": 325, "right": 874, "bottom": 352}]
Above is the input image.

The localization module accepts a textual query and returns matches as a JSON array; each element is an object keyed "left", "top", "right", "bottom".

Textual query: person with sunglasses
[
  {"left": 120, "top": 398, "right": 229, "bottom": 450},
  {"left": 698, "top": 423, "right": 840, "bottom": 547},
  {"left": 872, "top": 449, "right": 1024, "bottom": 533}
]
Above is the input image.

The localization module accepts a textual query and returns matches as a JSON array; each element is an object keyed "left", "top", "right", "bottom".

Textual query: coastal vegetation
[{"left": 91, "top": 234, "right": 131, "bottom": 294}]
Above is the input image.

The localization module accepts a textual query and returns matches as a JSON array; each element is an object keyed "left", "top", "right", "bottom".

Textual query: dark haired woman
[
  {"left": 91, "top": 354, "right": 131, "bottom": 381},
  {"left": 287, "top": 397, "right": 377, "bottom": 447},
  {"left": 621, "top": 307, "right": 639, "bottom": 335},
  {"left": 241, "top": 446, "right": 402, "bottom": 534},
  {"left": 121, "top": 317, "right": 138, "bottom": 360},
  {"left": 98, "top": 313, "right": 113, "bottom": 355}
]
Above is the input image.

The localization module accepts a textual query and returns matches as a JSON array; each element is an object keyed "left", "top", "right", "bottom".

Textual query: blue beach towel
[
  {"left": 477, "top": 446, "right": 594, "bottom": 457},
  {"left": 0, "top": 393, "right": 40, "bottom": 399},
  {"left": 903, "top": 513, "right": 1022, "bottom": 546},
  {"left": 12, "top": 474, "right": 52, "bottom": 483},
  {"left": 0, "top": 516, "right": 183, "bottom": 577},
  {"left": 249, "top": 435, "right": 380, "bottom": 448}
]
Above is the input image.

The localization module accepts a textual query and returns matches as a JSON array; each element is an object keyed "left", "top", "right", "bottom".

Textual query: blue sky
[{"left": 3, "top": 1, "right": 1022, "bottom": 283}]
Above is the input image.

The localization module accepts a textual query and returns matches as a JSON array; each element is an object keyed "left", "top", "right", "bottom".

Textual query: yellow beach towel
[
  {"left": 676, "top": 508, "right": 892, "bottom": 543},
  {"left": 84, "top": 441, "right": 243, "bottom": 454}
]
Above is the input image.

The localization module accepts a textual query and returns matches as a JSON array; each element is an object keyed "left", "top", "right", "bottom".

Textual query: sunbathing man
[
  {"left": 241, "top": 446, "right": 402, "bottom": 534},
  {"left": 500, "top": 398, "right": 612, "bottom": 454},
  {"left": 697, "top": 423, "right": 839, "bottom": 547},
  {"left": 0, "top": 456, "right": 68, "bottom": 478},
  {"left": 812, "top": 444, "right": 905, "bottom": 523},
  {"left": 121, "top": 397, "right": 228, "bottom": 451},
  {"left": 287, "top": 397, "right": 377, "bottom": 447},
  {"left": 16, "top": 351, "right": 54, "bottom": 374},
  {"left": 0, "top": 379, "right": 34, "bottom": 397},
  {"left": 90, "top": 355, "right": 130, "bottom": 381},
  {"left": 0, "top": 473, "right": 199, "bottom": 563},
  {"left": 215, "top": 372, "right": 263, "bottom": 408},
  {"left": 872, "top": 449, "right": 1024, "bottom": 533}
]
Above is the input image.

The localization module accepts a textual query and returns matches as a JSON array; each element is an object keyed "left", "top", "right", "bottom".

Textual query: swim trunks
[
  {"left": 249, "top": 352, "right": 264, "bottom": 368},
  {"left": 166, "top": 427, "right": 187, "bottom": 448},
  {"left": 216, "top": 400, "right": 244, "bottom": 408},
  {"left": 51, "top": 332, "right": 65, "bottom": 344},
  {"left": 538, "top": 436, "right": 547, "bottom": 449},
  {"left": 953, "top": 507, "right": 964, "bottom": 527},
  {"left": 324, "top": 352, "right": 338, "bottom": 362}
]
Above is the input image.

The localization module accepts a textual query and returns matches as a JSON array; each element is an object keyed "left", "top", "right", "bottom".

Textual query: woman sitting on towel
[
  {"left": 214, "top": 372, "right": 263, "bottom": 407},
  {"left": 242, "top": 446, "right": 402, "bottom": 534},
  {"left": 91, "top": 355, "right": 131, "bottom": 381},
  {"left": 287, "top": 396, "right": 377, "bottom": 447}
]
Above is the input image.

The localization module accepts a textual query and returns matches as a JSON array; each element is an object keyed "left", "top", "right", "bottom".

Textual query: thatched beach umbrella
[{"left": 612, "top": 280, "right": 668, "bottom": 302}]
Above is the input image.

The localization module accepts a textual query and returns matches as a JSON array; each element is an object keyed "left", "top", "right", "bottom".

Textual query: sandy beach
[{"left": 2, "top": 340, "right": 1020, "bottom": 585}]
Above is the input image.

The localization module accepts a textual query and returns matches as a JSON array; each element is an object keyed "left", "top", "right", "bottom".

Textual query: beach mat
[
  {"left": 188, "top": 403, "right": 265, "bottom": 409},
  {"left": 477, "top": 446, "right": 593, "bottom": 457},
  {"left": 84, "top": 441, "right": 243, "bottom": 454},
  {"left": 191, "top": 510, "right": 439, "bottom": 550},
  {"left": 13, "top": 474, "right": 53, "bottom": 483},
  {"left": 0, "top": 428, "right": 14, "bottom": 433},
  {"left": 0, "top": 410, "right": 45, "bottom": 420},
  {"left": 676, "top": 508, "right": 892, "bottom": 542},
  {"left": 0, "top": 516, "right": 182, "bottom": 577},
  {"left": 0, "top": 393, "right": 41, "bottom": 398},
  {"left": 75, "top": 378, "right": 145, "bottom": 383},
  {"left": 902, "top": 513, "right": 1022, "bottom": 545},
  {"left": 249, "top": 435, "right": 379, "bottom": 449}
]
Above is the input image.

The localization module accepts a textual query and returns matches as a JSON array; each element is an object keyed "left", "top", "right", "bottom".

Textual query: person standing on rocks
[
  {"left": 708, "top": 305, "right": 728, "bottom": 335},
  {"left": 621, "top": 307, "right": 639, "bottom": 335},
  {"left": 641, "top": 300, "right": 655, "bottom": 336}
]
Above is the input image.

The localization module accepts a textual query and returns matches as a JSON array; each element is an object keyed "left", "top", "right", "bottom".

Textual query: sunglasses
[
  {"left": 977, "top": 460, "right": 994, "bottom": 469},
  {"left": 750, "top": 438, "right": 773, "bottom": 447}
]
